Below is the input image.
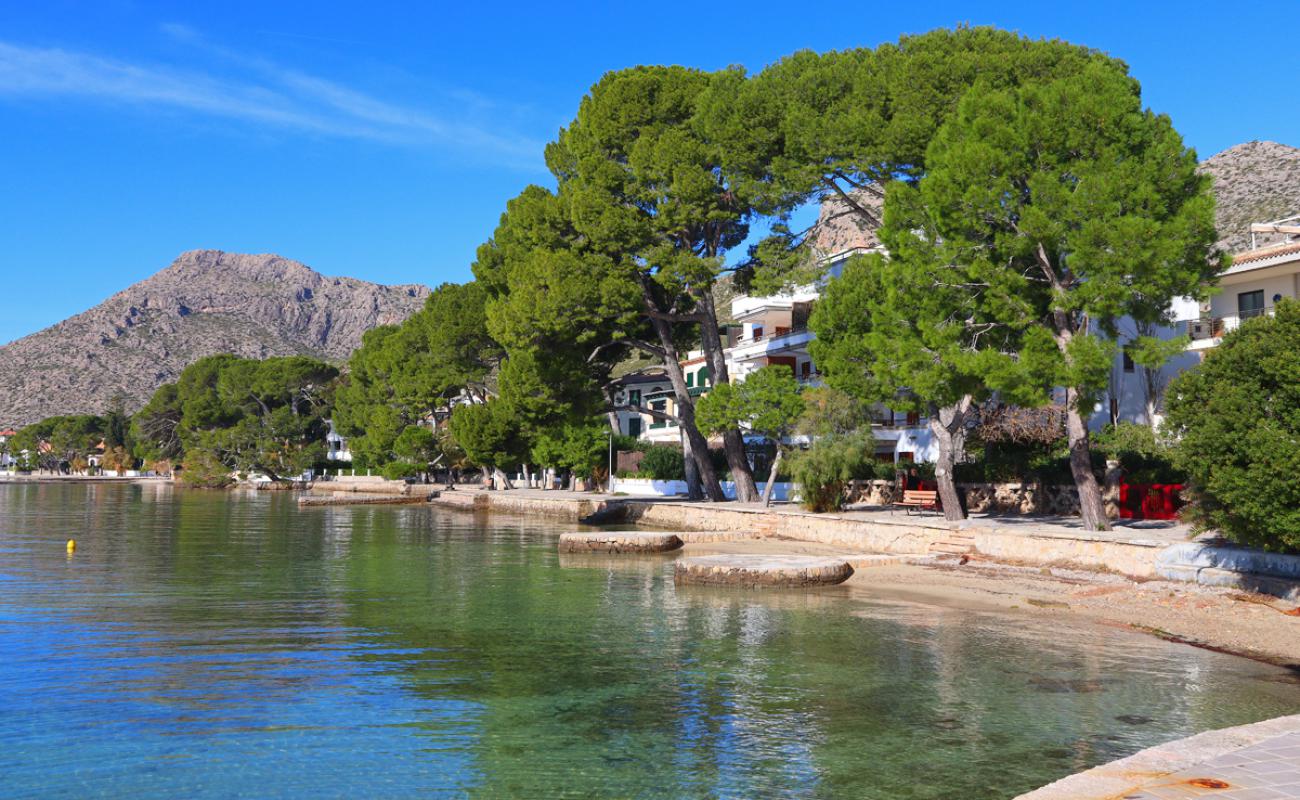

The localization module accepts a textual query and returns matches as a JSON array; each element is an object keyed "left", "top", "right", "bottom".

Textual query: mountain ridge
[{"left": 0, "top": 250, "right": 429, "bottom": 427}]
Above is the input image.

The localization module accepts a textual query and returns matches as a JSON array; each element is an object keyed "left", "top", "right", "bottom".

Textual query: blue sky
[{"left": 1, "top": 1, "right": 1296, "bottom": 345}]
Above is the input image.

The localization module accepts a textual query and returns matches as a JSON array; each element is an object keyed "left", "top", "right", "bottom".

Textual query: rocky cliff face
[
  {"left": 1199, "top": 140, "right": 1300, "bottom": 254},
  {"left": 0, "top": 250, "right": 429, "bottom": 427}
]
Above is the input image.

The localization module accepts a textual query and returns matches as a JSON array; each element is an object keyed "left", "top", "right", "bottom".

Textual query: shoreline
[{"left": 429, "top": 488, "right": 1300, "bottom": 668}]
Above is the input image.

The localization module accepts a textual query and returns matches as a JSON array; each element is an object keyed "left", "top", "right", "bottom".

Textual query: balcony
[
  {"left": 729, "top": 325, "right": 813, "bottom": 361},
  {"left": 1185, "top": 306, "right": 1273, "bottom": 350}
]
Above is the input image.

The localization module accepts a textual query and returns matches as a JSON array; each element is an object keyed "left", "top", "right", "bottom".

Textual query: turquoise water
[{"left": 1, "top": 483, "right": 1297, "bottom": 799}]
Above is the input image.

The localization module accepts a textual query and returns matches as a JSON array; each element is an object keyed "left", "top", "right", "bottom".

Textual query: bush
[
  {"left": 1091, "top": 422, "right": 1184, "bottom": 484},
  {"left": 638, "top": 444, "right": 686, "bottom": 481},
  {"left": 872, "top": 461, "right": 897, "bottom": 481},
  {"left": 788, "top": 433, "right": 872, "bottom": 512},
  {"left": 1164, "top": 299, "right": 1300, "bottom": 552}
]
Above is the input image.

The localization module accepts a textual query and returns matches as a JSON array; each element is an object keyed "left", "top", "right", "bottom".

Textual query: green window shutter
[
  {"left": 699, "top": 367, "right": 710, "bottom": 385},
  {"left": 686, "top": 372, "right": 694, "bottom": 388}
]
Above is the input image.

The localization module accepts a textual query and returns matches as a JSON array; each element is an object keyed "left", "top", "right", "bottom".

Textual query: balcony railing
[
  {"left": 1186, "top": 306, "right": 1274, "bottom": 341},
  {"left": 736, "top": 324, "right": 809, "bottom": 346}
]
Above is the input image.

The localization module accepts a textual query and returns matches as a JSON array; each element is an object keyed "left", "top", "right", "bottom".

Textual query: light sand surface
[{"left": 680, "top": 538, "right": 1300, "bottom": 666}]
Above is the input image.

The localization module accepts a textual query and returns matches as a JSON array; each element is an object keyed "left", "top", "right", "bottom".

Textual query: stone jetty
[
  {"left": 558, "top": 531, "right": 684, "bottom": 554},
  {"left": 674, "top": 554, "right": 854, "bottom": 588}
]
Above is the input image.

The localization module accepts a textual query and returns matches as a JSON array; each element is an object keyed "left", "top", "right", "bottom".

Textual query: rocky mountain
[
  {"left": 1199, "top": 140, "right": 1300, "bottom": 254},
  {"left": 0, "top": 250, "right": 429, "bottom": 427}
]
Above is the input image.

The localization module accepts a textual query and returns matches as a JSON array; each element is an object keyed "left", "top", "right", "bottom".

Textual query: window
[
  {"left": 649, "top": 400, "right": 667, "bottom": 429},
  {"left": 627, "top": 418, "right": 642, "bottom": 438},
  {"left": 628, "top": 389, "right": 640, "bottom": 406},
  {"left": 686, "top": 371, "right": 694, "bottom": 388},
  {"left": 1122, "top": 351, "right": 1135, "bottom": 373},
  {"left": 801, "top": 361, "right": 811, "bottom": 378},
  {"left": 752, "top": 326, "right": 763, "bottom": 340},
  {"left": 699, "top": 367, "right": 710, "bottom": 386},
  {"left": 1239, "top": 290, "right": 1265, "bottom": 319}
]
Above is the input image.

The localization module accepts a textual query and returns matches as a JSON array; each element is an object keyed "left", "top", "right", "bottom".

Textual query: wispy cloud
[{"left": 0, "top": 36, "right": 545, "bottom": 167}]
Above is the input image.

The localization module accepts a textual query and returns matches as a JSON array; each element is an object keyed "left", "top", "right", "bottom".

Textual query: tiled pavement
[{"left": 1122, "top": 730, "right": 1300, "bottom": 799}]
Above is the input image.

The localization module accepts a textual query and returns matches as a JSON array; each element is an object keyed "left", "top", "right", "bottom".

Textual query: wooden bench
[{"left": 892, "top": 489, "right": 939, "bottom": 516}]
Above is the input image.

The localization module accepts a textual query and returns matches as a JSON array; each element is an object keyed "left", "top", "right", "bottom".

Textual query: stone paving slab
[
  {"left": 558, "top": 531, "right": 683, "bottom": 554},
  {"left": 1016, "top": 715, "right": 1300, "bottom": 800},
  {"left": 674, "top": 554, "right": 853, "bottom": 588},
  {"left": 1122, "top": 730, "right": 1300, "bottom": 799}
]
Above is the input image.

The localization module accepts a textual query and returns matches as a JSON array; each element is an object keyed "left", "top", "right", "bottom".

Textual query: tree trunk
[
  {"left": 760, "top": 448, "right": 783, "bottom": 507},
  {"left": 693, "top": 287, "right": 760, "bottom": 502},
  {"left": 1065, "top": 388, "right": 1110, "bottom": 531},
  {"left": 680, "top": 428, "right": 703, "bottom": 501},
  {"left": 493, "top": 466, "right": 515, "bottom": 490},
  {"left": 646, "top": 314, "right": 725, "bottom": 501},
  {"left": 929, "top": 397, "right": 973, "bottom": 522}
]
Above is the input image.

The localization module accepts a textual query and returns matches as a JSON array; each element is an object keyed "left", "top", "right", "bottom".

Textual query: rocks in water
[{"left": 674, "top": 555, "right": 853, "bottom": 588}]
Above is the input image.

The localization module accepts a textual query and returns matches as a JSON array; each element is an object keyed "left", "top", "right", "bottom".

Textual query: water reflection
[{"left": 0, "top": 483, "right": 1296, "bottom": 799}]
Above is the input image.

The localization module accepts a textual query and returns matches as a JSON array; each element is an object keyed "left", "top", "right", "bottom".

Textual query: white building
[
  {"left": 1098, "top": 219, "right": 1300, "bottom": 430},
  {"left": 612, "top": 247, "right": 936, "bottom": 464},
  {"left": 0, "top": 428, "right": 16, "bottom": 468},
  {"left": 325, "top": 419, "right": 352, "bottom": 462}
]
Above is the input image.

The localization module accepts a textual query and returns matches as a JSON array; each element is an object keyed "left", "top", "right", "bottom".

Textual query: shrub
[
  {"left": 873, "top": 461, "right": 897, "bottom": 481},
  {"left": 1091, "top": 422, "right": 1184, "bottom": 484},
  {"left": 788, "top": 433, "right": 872, "bottom": 512},
  {"left": 638, "top": 444, "right": 686, "bottom": 481},
  {"left": 1164, "top": 299, "right": 1300, "bottom": 552}
]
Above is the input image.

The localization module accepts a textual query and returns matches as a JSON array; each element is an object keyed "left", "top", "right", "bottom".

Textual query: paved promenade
[{"left": 1017, "top": 714, "right": 1300, "bottom": 799}]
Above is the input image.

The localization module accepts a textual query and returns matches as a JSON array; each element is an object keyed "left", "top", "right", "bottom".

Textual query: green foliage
[
  {"left": 796, "top": 386, "right": 870, "bottom": 438},
  {"left": 392, "top": 426, "right": 438, "bottom": 466},
  {"left": 379, "top": 461, "right": 424, "bottom": 481},
  {"left": 12, "top": 414, "right": 108, "bottom": 471},
  {"left": 695, "top": 366, "right": 805, "bottom": 442},
  {"left": 133, "top": 354, "right": 338, "bottom": 482},
  {"left": 891, "top": 64, "right": 1222, "bottom": 409},
  {"left": 637, "top": 444, "right": 687, "bottom": 481},
  {"left": 449, "top": 401, "right": 528, "bottom": 471},
  {"left": 701, "top": 27, "right": 1127, "bottom": 291},
  {"left": 788, "top": 433, "right": 873, "bottom": 512},
  {"left": 530, "top": 422, "right": 609, "bottom": 481},
  {"left": 178, "top": 449, "right": 233, "bottom": 488},
  {"left": 334, "top": 282, "right": 503, "bottom": 468},
  {"left": 1164, "top": 300, "right": 1300, "bottom": 552},
  {"left": 1092, "top": 422, "right": 1177, "bottom": 470}
]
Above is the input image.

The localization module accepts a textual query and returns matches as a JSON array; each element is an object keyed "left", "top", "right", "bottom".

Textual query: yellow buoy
[{"left": 66, "top": 539, "right": 76, "bottom": 553}]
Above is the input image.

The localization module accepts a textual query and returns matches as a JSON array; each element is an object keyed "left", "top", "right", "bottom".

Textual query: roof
[
  {"left": 612, "top": 370, "right": 669, "bottom": 386},
  {"left": 1230, "top": 240, "right": 1300, "bottom": 267}
]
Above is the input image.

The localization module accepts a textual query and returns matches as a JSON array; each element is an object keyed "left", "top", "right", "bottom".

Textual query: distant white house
[
  {"left": 325, "top": 420, "right": 352, "bottom": 462},
  {"left": 0, "top": 428, "right": 16, "bottom": 468},
  {"left": 612, "top": 247, "right": 937, "bottom": 465}
]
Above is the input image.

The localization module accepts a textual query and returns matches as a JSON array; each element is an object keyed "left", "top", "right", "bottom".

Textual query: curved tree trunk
[
  {"left": 1065, "top": 388, "right": 1110, "bottom": 531},
  {"left": 760, "top": 447, "right": 783, "bottom": 507},
  {"left": 693, "top": 287, "right": 760, "bottom": 502},
  {"left": 646, "top": 314, "right": 725, "bottom": 502},
  {"left": 928, "top": 397, "right": 973, "bottom": 522}
]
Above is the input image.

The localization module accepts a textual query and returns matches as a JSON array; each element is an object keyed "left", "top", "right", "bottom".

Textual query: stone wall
[{"left": 847, "top": 479, "right": 1083, "bottom": 516}]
